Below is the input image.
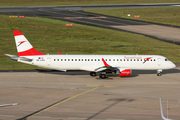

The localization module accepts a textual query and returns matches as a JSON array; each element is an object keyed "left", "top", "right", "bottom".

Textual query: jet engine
[{"left": 119, "top": 68, "right": 132, "bottom": 77}]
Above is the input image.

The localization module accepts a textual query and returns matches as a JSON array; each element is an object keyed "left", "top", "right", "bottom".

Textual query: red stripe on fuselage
[
  {"left": 13, "top": 30, "right": 23, "bottom": 36},
  {"left": 18, "top": 48, "right": 45, "bottom": 56}
]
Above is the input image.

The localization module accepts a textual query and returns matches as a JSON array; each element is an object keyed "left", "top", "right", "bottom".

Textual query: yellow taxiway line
[{"left": 24, "top": 87, "right": 98, "bottom": 119}]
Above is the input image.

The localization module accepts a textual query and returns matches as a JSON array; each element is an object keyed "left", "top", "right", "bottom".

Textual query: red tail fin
[{"left": 13, "top": 30, "right": 45, "bottom": 56}]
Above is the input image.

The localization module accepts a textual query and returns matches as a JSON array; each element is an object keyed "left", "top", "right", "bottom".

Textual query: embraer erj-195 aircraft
[{"left": 5, "top": 31, "right": 176, "bottom": 79}]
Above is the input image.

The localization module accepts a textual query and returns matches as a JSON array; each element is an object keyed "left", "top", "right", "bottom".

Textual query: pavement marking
[
  {"left": 68, "top": 117, "right": 87, "bottom": 119},
  {"left": 24, "top": 87, "right": 98, "bottom": 119},
  {"left": 86, "top": 85, "right": 100, "bottom": 87},
  {"left": 1, "top": 85, "right": 180, "bottom": 101},
  {"left": 106, "top": 119, "right": 125, "bottom": 120},
  {"left": 104, "top": 85, "right": 117, "bottom": 88},
  {"left": 31, "top": 116, "right": 51, "bottom": 118},
  {"left": 0, "top": 115, "right": 14, "bottom": 117}
]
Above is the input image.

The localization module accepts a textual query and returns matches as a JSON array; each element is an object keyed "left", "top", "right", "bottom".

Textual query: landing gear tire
[
  {"left": 99, "top": 73, "right": 107, "bottom": 79},
  {"left": 157, "top": 73, "right": 162, "bottom": 76},
  {"left": 90, "top": 72, "right": 96, "bottom": 77},
  {"left": 157, "top": 69, "right": 162, "bottom": 76}
]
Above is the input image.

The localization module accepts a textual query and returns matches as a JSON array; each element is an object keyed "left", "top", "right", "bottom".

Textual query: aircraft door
[
  {"left": 157, "top": 58, "right": 161, "bottom": 66},
  {"left": 47, "top": 57, "right": 51, "bottom": 66}
]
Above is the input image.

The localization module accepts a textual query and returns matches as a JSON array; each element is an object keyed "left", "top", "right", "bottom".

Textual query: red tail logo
[{"left": 18, "top": 41, "right": 26, "bottom": 47}]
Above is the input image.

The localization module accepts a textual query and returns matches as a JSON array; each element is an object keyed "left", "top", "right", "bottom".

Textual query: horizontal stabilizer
[
  {"left": 5, "top": 54, "right": 19, "bottom": 61},
  {"left": 19, "top": 57, "right": 33, "bottom": 62}
]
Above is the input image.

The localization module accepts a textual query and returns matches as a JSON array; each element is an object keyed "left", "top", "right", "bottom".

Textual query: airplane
[
  {"left": 5, "top": 30, "right": 176, "bottom": 79},
  {"left": 0, "top": 103, "right": 19, "bottom": 107},
  {"left": 160, "top": 98, "right": 173, "bottom": 120}
]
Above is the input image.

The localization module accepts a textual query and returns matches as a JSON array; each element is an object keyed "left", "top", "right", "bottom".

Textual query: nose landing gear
[{"left": 157, "top": 69, "right": 162, "bottom": 76}]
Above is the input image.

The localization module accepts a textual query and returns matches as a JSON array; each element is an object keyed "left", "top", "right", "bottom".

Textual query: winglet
[
  {"left": 102, "top": 58, "right": 111, "bottom": 67},
  {"left": 58, "top": 51, "right": 62, "bottom": 55}
]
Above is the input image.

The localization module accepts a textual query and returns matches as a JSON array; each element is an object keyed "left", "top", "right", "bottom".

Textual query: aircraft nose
[{"left": 171, "top": 62, "right": 176, "bottom": 68}]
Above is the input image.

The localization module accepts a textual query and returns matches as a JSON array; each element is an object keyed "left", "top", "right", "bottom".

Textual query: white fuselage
[{"left": 18, "top": 55, "right": 176, "bottom": 71}]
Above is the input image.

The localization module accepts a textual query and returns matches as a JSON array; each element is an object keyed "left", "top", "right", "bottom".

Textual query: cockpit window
[{"left": 165, "top": 58, "right": 169, "bottom": 61}]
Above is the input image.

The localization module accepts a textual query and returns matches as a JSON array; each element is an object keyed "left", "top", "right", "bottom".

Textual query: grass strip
[
  {"left": 0, "top": 15, "right": 180, "bottom": 70},
  {"left": 0, "top": 0, "right": 180, "bottom": 7},
  {"left": 86, "top": 7, "right": 180, "bottom": 27}
]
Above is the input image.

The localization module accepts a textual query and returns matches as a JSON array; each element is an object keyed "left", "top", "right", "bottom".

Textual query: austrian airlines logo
[
  {"left": 18, "top": 41, "right": 26, "bottom": 47},
  {"left": 143, "top": 57, "right": 152, "bottom": 64}
]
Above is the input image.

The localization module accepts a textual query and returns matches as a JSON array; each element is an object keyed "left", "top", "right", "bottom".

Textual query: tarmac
[
  {"left": 0, "top": 66, "right": 180, "bottom": 120},
  {"left": 1, "top": 4, "right": 180, "bottom": 120}
]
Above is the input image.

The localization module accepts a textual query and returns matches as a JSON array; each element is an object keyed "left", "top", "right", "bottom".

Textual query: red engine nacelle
[{"left": 119, "top": 68, "right": 132, "bottom": 77}]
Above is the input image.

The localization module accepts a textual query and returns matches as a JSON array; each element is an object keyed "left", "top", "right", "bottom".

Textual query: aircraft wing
[
  {"left": 5, "top": 54, "right": 19, "bottom": 61},
  {"left": 0, "top": 103, "right": 19, "bottom": 107},
  {"left": 95, "top": 58, "right": 119, "bottom": 72},
  {"left": 93, "top": 58, "right": 132, "bottom": 77},
  {"left": 160, "top": 98, "right": 173, "bottom": 120}
]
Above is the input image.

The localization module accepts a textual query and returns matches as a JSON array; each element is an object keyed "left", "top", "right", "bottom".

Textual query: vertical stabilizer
[{"left": 13, "top": 30, "right": 45, "bottom": 56}]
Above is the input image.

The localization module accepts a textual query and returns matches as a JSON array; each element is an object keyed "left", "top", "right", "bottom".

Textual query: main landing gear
[
  {"left": 157, "top": 69, "right": 162, "bottom": 76},
  {"left": 90, "top": 72, "right": 96, "bottom": 77},
  {"left": 99, "top": 73, "right": 108, "bottom": 79},
  {"left": 90, "top": 72, "right": 108, "bottom": 79}
]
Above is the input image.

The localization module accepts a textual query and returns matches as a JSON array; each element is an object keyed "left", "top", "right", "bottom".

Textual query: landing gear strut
[
  {"left": 157, "top": 69, "right": 162, "bottom": 76},
  {"left": 90, "top": 72, "right": 96, "bottom": 77}
]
